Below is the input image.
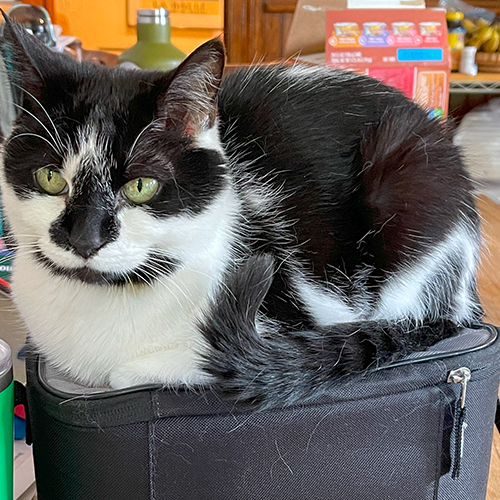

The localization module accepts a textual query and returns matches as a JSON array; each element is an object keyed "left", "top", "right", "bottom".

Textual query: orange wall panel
[{"left": 51, "top": 0, "right": 221, "bottom": 54}]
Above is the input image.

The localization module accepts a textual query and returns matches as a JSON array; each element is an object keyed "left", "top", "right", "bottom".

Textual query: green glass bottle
[{"left": 118, "top": 8, "right": 186, "bottom": 71}]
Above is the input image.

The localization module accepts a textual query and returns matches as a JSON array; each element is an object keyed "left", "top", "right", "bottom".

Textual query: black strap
[
  {"left": 452, "top": 402, "right": 467, "bottom": 480},
  {"left": 14, "top": 380, "right": 26, "bottom": 406},
  {"left": 496, "top": 398, "right": 500, "bottom": 434},
  {"left": 14, "top": 380, "right": 32, "bottom": 445}
]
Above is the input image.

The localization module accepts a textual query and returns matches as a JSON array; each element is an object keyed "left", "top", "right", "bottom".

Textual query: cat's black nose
[
  {"left": 50, "top": 204, "right": 119, "bottom": 260},
  {"left": 67, "top": 209, "right": 118, "bottom": 259},
  {"left": 68, "top": 230, "right": 107, "bottom": 259}
]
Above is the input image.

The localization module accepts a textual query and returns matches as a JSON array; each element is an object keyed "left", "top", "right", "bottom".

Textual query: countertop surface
[{"left": 476, "top": 195, "right": 500, "bottom": 500}]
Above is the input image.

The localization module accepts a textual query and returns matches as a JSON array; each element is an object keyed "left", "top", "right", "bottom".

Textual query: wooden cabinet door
[{"left": 225, "top": 0, "right": 295, "bottom": 63}]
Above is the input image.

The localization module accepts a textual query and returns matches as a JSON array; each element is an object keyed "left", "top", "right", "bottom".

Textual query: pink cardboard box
[{"left": 325, "top": 9, "right": 450, "bottom": 118}]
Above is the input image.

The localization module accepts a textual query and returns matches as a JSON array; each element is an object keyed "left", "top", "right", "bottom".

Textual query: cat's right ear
[
  {"left": 0, "top": 13, "right": 46, "bottom": 98},
  {"left": 157, "top": 38, "right": 225, "bottom": 137}
]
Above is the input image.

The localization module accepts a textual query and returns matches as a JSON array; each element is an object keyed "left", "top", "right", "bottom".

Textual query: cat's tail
[{"left": 200, "top": 254, "right": 460, "bottom": 410}]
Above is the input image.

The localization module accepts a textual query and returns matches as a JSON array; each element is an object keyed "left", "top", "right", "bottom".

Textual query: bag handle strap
[{"left": 14, "top": 380, "right": 26, "bottom": 406}]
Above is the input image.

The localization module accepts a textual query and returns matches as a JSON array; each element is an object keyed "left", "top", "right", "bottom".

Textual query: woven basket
[{"left": 476, "top": 52, "right": 500, "bottom": 73}]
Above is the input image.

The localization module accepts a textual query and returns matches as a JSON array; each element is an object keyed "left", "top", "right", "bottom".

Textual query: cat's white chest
[{"left": 12, "top": 252, "right": 214, "bottom": 388}]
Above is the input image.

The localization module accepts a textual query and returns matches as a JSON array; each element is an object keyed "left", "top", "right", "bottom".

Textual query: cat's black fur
[
  {"left": 0, "top": 19, "right": 482, "bottom": 410},
  {"left": 217, "top": 66, "right": 478, "bottom": 326},
  {"left": 200, "top": 254, "right": 463, "bottom": 408}
]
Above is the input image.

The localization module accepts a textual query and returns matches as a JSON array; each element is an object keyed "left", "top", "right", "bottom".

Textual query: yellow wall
[{"left": 52, "top": 0, "right": 222, "bottom": 54}]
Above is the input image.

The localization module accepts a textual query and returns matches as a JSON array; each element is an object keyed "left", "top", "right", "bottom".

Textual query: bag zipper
[
  {"left": 379, "top": 323, "right": 497, "bottom": 372},
  {"left": 448, "top": 367, "right": 471, "bottom": 410},
  {"left": 447, "top": 367, "right": 471, "bottom": 479}
]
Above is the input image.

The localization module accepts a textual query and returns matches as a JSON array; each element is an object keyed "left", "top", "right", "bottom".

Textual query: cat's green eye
[
  {"left": 34, "top": 167, "right": 68, "bottom": 195},
  {"left": 123, "top": 177, "right": 159, "bottom": 204}
]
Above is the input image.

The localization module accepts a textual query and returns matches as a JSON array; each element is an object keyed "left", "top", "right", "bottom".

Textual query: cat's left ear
[
  {"left": 158, "top": 38, "right": 225, "bottom": 136},
  {"left": 0, "top": 13, "right": 44, "bottom": 100},
  {"left": 1, "top": 13, "right": 77, "bottom": 104}
]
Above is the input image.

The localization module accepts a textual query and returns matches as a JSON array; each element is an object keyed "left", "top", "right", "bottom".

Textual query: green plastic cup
[{"left": 0, "top": 339, "right": 13, "bottom": 500}]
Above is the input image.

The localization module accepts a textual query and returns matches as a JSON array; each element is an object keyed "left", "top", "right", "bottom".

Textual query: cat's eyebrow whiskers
[
  {"left": 4, "top": 100, "right": 65, "bottom": 157},
  {"left": 125, "top": 118, "right": 165, "bottom": 166},
  {"left": 6, "top": 132, "right": 62, "bottom": 156},
  {"left": 9, "top": 82, "right": 66, "bottom": 155}
]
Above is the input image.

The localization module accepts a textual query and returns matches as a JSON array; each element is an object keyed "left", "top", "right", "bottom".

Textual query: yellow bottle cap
[{"left": 446, "top": 11, "right": 464, "bottom": 21}]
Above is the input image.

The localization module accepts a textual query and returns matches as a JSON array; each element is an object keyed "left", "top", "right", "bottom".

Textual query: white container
[{"left": 459, "top": 46, "right": 478, "bottom": 76}]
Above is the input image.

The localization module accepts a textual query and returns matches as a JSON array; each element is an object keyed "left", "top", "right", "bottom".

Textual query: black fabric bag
[{"left": 24, "top": 323, "right": 500, "bottom": 500}]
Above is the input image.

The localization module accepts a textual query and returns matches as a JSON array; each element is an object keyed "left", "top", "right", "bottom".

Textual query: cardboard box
[
  {"left": 284, "top": 0, "right": 425, "bottom": 57},
  {"left": 285, "top": 1, "right": 450, "bottom": 118},
  {"left": 326, "top": 9, "right": 449, "bottom": 117}
]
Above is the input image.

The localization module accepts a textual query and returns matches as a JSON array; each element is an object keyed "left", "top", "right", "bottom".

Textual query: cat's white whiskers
[
  {"left": 124, "top": 274, "right": 140, "bottom": 299},
  {"left": 0, "top": 244, "right": 34, "bottom": 256},
  {"left": 142, "top": 260, "right": 198, "bottom": 310},
  {"left": 125, "top": 118, "right": 165, "bottom": 165},
  {"left": 2, "top": 233, "right": 38, "bottom": 238},
  {"left": 7, "top": 101, "right": 64, "bottom": 156},
  {"left": 9, "top": 82, "right": 66, "bottom": 154},
  {"left": 3, "top": 244, "right": 40, "bottom": 256},
  {"left": 6, "top": 132, "right": 62, "bottom": 156},
  {"left": 146, "top": 247, "right": 236, "bottom": 300},
  {"left": 136, "top": 266, "right": 188, "bottom": 309}
]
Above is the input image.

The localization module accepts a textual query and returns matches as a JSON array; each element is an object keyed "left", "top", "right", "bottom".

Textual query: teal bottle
[{"left": 118, "top": 8, "right": 186, "bottom": 71}]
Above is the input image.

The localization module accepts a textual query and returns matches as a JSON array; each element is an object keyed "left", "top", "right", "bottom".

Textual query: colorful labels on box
[
  {"left": 329, "top": 20, "right": 442, "bottom": 48},
  {"left": 326, "top": 9, "right": 450, "bottom": 117}
]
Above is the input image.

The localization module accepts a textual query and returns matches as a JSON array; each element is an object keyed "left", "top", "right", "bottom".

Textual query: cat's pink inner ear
[
  {"left": 184, "top": 122, "right": 197, "bottom": 137},
  {"left": 158, "top": 38, "right": 225, "bottom": 137}
]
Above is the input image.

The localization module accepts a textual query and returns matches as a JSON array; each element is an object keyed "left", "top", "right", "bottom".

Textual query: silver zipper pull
[
  {"left": 448, "top": 367, "right": 471, "bottom": 409},
  {"left": 447, "top": 366, "right": 472, "bottom": 480}
]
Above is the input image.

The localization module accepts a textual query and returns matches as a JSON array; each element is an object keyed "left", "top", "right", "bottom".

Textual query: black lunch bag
[{"left": 23, "top": 323, "right": 500, "bottom": 500}]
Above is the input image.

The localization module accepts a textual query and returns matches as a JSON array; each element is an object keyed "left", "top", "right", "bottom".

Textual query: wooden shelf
[
  {"left": 263, "top": 0, "right": 296, "bottom": 14},
  {"left": 451, "top": 73, "right": 500, "bottom": 82}
]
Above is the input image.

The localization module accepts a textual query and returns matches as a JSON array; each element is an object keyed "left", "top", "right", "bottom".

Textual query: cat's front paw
[
  {"left": 108, "top": 365, "right": 149, "bottom": 390},
  {"left": 108, "top": 350, "right": 212, "bottom": 390}
]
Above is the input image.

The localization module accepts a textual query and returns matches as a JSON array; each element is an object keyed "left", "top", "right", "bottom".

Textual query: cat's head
[{"left": 0, "top": 19, "right": 234, "bottom": 286}]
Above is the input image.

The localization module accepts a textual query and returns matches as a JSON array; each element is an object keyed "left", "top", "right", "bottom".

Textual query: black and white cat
[{"left": 0, "top": 20, "right": 482, "bottom": 409}]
